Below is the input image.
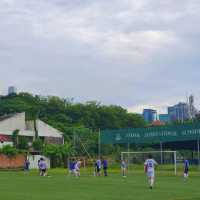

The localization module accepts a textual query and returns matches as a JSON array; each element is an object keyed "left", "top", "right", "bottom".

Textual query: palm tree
[
  {"left": 33, "top": 118, "right": 39, "bottom": 140},
  {"left": 12, "top": 129, "right": 19, "bottom": 147},
  {"left": 30, "top": 108, "right": 40, "bottom": 140}
]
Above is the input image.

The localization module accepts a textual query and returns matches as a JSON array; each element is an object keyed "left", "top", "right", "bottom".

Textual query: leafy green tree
[
  {"left": 43, "top": 143, "right": 75, "bottom": 168},
  {"left": 43, "top": 144, "right": 61, "bottom": 167},
  {"left": 59, "top": 143, "right": 75, "bottom": 157},
  {"left": 0, "top": 92, "right": 147, "bottom": 156},
  {"left": 59, "top": 143, "right": 75, "bottom": 167}
]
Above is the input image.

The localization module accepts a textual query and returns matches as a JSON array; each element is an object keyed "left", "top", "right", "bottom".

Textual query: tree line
[{"left": 0, "top": 92, "right": 146, "bottom": 165}]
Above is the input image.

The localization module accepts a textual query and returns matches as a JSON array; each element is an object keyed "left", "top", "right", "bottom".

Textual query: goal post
[{"left": 121, "top": 151, "right": 177, "bottom": 175}]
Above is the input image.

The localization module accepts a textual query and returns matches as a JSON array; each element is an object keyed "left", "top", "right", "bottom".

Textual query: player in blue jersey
[
  {"left": 24, "top": 159, "right": 30, "bottom": 172},
  {"left": 102, "top": 158, "right": 108, "bottom": 176},
  {"left": 183, "top": 158, "right": 189, "bottom": 180},
  {"left": 68, "top": 159, "right": 76, "bottom": 176},
  {"left": 144, "top": 155, "right": 158, "bottom": 189}
]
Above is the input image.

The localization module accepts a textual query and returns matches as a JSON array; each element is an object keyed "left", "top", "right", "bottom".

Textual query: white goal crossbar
[{"left": 121, "top": 151, "right": 177, "bottom": 175}]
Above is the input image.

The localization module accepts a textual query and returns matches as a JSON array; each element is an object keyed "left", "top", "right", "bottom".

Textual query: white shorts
[
  {"left": 75, "top": 167, "right": 80, "bottom": 172},
  {"left": 147, "top": 171, "right": 155, "bottom": 178},
  {"left": 73, "top": 169, "right": 78, "bottom": 173}
]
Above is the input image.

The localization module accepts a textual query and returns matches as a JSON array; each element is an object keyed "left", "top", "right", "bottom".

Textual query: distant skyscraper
[
  {"left": 168, "top": 102, "right": 189, "bottom": 122},
  {"left": 8, "top": 86, "right": 17, "bottom": 95},
  {"left": 143, "top": 109, "right": 158, "bottom": 123},
  {"left": 188, "top": 95, "right": 197, "bottom": 119}
]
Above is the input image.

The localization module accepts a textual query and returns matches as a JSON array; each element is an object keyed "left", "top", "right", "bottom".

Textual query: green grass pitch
[{"left": 0, "top": 169, "right": 200, "bottom": 200}]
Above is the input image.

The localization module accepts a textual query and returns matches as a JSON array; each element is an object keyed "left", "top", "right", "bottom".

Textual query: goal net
[{"left": 121, "top": 151, "right": 177, "bottom": 175}]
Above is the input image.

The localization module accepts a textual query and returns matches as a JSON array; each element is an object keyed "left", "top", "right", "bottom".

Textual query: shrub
[
  {"left": 1, "top": 145, "right": 18, "bottom": 156},
  {"left": 32, "top": 139, "right": 43, "bottom": 151}
]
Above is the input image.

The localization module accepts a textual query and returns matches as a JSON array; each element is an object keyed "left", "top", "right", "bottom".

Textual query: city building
[
  {"left": 188, "top": 95, "right": 198, "bottom": 119},
  {"left": 168, "top": 102, "right": 189, "bottom": 122},
  {"left": 143, "top": 109, "right": 158, "bottom": 123},
  {"left": 159, "top": 114, "right": 169, "bottom": 123},
  {"left": 8, "top": 86, "right": 17, "bottom": 95},
  {"left": 0, "top": 112, "right": 64, "bottom": 148}
]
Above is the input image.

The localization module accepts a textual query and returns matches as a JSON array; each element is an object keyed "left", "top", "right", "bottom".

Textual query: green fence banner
[{"left": 101, "top": 123, "right": 200, "bottom": 144}]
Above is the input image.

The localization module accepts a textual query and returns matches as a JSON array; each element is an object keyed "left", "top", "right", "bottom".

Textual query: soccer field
[{"left": 1, "top": 170, "right": 200, "bottom": 200}]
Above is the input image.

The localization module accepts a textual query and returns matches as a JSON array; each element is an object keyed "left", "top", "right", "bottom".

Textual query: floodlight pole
[
  {"left": 174, "top": 151, "right": 177, "bottom": 175},
  {"left": 197, "top": 138, "right": 200, "bottom": 170},
  {"left": 160, "top": 141, "right": 163, "bottom": 164},
  {"left": 98, "top": 128, "right": 101, "bottom": 159},
  {"left": 127, "top": 142, "right": 130, "bottom": 169}
]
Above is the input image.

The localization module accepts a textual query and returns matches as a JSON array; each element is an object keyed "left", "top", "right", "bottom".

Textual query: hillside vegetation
[{"left": 0, "top": 93, "right": 146, "bottom": 156}]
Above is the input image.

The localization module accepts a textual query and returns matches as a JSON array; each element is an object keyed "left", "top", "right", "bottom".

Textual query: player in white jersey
[
  {"left": 74, "top": 160, "right": 81, "bottom": 177},
  {"left": 144, "top": 155, "right": 158, "bottom": 189},
  {"left": 121, "top": 160, "right": 127, "bottom": 177}
]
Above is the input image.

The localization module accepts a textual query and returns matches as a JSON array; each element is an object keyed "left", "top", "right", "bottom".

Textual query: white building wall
[
  {"left": 0, "top": 113, "right": 26, "bottom": 131},
  {"left": 27, "top": 155, "right": 51, "bottom": 169}
]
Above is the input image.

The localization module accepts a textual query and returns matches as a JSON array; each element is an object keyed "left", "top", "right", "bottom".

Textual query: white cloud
[
  {"left": 0, "top": 0, "right": 200, "bottom": 111},
  {"left": 22, "top": 1, "right": 179, "bottom": 63}
]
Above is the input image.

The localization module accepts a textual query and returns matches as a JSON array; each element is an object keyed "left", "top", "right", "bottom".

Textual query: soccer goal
[{"left": 121, "top": 151, "right": 177, "bottom": 175}]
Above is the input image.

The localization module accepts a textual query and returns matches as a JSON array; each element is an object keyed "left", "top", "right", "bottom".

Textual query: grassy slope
[{"left": 0, "top": 169, "right": 200, "bottom": 200}]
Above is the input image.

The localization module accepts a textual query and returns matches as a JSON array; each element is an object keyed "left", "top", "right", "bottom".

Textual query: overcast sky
[{"left": 0, "top": 0, "right": 200, "bottom": 113}]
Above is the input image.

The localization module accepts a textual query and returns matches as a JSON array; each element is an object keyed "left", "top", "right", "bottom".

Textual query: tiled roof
[{"left": 150, "top": 120, "right": 166, "bottom": 126}]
